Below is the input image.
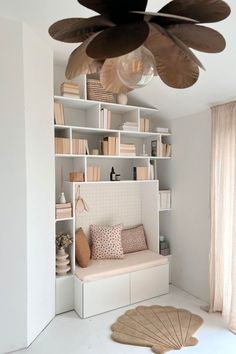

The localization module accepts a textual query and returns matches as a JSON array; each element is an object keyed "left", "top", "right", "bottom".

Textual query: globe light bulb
[{"left": 117, "top": 46, "right": 156, "bottom": 89}]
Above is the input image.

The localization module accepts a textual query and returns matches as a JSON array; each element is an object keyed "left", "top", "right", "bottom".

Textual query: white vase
[
  {"left": 58, "top": 192, "right": 66, "bottom": 204},
  {"left": 56, "top": 248, "right": 71, "bottom": 276},
  {"left": 117, "top": 93, "right": 128, "bottom": 105}
]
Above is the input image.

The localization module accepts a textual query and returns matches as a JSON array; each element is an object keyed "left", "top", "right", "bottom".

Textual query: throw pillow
[
  {"left": 121, "top": 224, "right": 147, "bottom": 254},
  {"left": 75, "top": 228, "right": 91, "bottom": 268},
  {"left": 90, "top": 224, "right": 124, "bottom": 260}
]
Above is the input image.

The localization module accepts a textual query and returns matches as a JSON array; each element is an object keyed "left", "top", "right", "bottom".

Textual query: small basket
[{"left": 87, "top": 79, "right": 115, "bottom": 103}]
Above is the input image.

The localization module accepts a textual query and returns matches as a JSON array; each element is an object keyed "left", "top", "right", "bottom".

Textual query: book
[
  {"left": 87, "top": 166, "right": 101, "bottom": 182},
  {"left": 54, "top": 102, "right": 64, "bottom": 125},
  {"left": 155, "top": 127, "right": 169, "bottom": 133},
  {"left": 133, "top": 167, "right": 148, "bottom": 180},
  {"left": 140, "top": 118, "right": 145, "bottom": 132},
  {"left": 144, "top": 118, "right": 149, "bottom": 132},
  {"left": 56, "top": 203, "right": 72, "bottom": 209}
]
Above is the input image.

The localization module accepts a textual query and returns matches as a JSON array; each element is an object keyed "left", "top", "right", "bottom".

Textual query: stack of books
[
  {"left": 151, "top": 139, "right": 162, "bottom": 157},
  {"left": 120, "top": 143, "right": 136, "bottom": 156},
  {"left": 87, "top": 166, "right": 101, "bottom": 182},
  {"left": 133, "top": 167, "right": 149, "bottom": 180},
  {"left": 72, "top": 139, "right": 89, "bottom": 155},
  {"left": 100, "top": 108, "right": 111, "bottom": 129},
  {"left": 120, "top": 122, "right": 138, "bottom": 131},
  {"left": 54, "top": 102, "right": 64, "bottom": 125},
  {"left": 162, "top": 144, "right": 172, "bottom": 157},
  {"left": 101, "top": 136, "right": 119, "bottom": 156},
  {"left": 55, "top": 138, "right": 70, "bottom": 154},
  {"left": 61, "top": 82, "right": 80, "bottom": 98},
  {"left": 158, "top": 190, "right": 171, "bottom": 210},
  {"left": 140, "top": 118, "right": 150, "bottom": 132},
  {"left": 154, "top": 127, "right": 169, "bottom": 133},
  {"left": 56, "top": 203, "right": 72, "bottom": 219}
]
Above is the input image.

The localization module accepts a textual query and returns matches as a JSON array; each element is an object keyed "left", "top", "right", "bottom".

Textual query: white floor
[{"left": 15, "top": 285, "right": 236, "bottom": 354}]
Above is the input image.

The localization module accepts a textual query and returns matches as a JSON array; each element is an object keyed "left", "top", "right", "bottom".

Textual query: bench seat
[{"left": 75, "top": 250, "right": 168, "bottom": 282}]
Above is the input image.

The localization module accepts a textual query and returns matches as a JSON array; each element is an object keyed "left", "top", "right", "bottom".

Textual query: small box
[
  {"left": 69, "top": 172, "right": 84, "bottom": 182},
  {"left": 160, "top": 248, "right": 170, "bottom": 256}
]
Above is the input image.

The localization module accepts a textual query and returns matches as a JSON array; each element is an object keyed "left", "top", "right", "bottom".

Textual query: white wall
[
  {"left": 0, "top": 18, "right": 55, "bottom": 353},
  {"left": 160, "top": 110, "right": 211, "bottom": 302},
  {"left": 0, "top": 17, "right": 28, "bottom": 353},
  {"left": 23, "top": 24, "right": 55, "bottom": 344}
]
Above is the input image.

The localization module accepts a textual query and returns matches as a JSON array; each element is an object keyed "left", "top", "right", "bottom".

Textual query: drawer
[
  {"left": 130, "top": 264, "right": 169, "bottom": 303},
  {"left": 83, "top": 273, "right": 130, "bottom": 318},
  {"left": 56, "top": 275, "right": 74, "bottom": 314}
]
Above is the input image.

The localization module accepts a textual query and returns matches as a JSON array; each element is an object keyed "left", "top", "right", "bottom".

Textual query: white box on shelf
[{"left": 159, "top": 190, "right": 171, "bottom": 210}]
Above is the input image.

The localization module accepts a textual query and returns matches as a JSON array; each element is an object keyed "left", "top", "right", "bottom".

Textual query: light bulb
[{"left": 117, "top": 46, "right": 156, "bottom": 89}]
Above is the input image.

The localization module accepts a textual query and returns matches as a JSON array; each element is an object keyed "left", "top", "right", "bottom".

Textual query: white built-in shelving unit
[{"left": 54, "top": 74, "right": 172, "bottom": 315}]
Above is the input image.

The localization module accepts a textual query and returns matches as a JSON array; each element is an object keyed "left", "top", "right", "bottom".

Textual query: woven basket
[{"left": 87, "top": 79, "right": 115, "bottom": 103}]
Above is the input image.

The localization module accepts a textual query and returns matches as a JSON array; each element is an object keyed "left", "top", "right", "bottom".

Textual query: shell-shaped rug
[{"left": 111, "top": 305, "right": 203, "bottom": 354}]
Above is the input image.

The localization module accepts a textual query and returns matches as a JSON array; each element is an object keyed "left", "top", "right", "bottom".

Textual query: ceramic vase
[
  {"left": 58, "top": 192, "right": 66, "bottom": 204},
  {"left": 56, "top": 248, "right": 71, "bottom": 276},
  {"left": 117, "top": 93, "right": 128, "bottom": 105}
]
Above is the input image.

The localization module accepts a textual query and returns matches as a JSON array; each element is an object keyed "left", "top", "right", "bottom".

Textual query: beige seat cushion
[
  {"left": 75, "top": 228, "right": 91, "bottom": 268},
  {"left": 75, "top": 250, "right": 168, "bottom": 282}
]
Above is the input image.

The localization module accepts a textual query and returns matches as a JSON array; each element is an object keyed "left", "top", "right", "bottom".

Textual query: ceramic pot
[
  {"left": 56, "top": 248, "right": 71, "bottom": 276},
  {"left": 117, "top": 93, "right": 128, "bottom": 105}
]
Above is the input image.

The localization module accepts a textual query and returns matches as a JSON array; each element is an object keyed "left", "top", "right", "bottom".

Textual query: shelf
[
  {"left": 54, "top": 125, "right": 171, "bottom": 138},
  {"left": 55, "top": 217, "right": 74, "bottom": 222},
  {"left": 67, "top": 180, "right": 158, "bottom": 185},
  {"left": 56, "top": 273, "right": 73, "bottom": 279},
  {"left": 159, "top": 209, "right": 172, "bottom": 212},
  {"left": 55, "top": 154, "right": 171, "bottom": 160},
  {"left": 54, "top": 95, "right": 158, "bottom": 113}
]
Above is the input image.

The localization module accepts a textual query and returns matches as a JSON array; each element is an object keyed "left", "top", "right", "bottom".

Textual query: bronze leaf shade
[{"left": 49, "top": 0, "right": 231, "bottom": 92}]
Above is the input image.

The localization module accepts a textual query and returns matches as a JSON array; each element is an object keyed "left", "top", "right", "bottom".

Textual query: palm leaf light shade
[{"left": 49, "top": 0, "right": 231, "bottom": 93}]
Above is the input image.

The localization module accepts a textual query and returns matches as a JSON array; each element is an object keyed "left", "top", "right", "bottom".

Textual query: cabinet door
[
  {"left": 56, "top": 276, "right": 74, "bottom": 314},
  {"left": 130, "top": 264, "right": 169, "bottom": 303},
  {"left": 83, "top": 274, "right": 130, "bottom": 318}
]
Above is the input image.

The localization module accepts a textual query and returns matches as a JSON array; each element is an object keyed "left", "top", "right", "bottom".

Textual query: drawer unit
[{"left": 130, "top": 264, "right": 169, "bottom": 303}]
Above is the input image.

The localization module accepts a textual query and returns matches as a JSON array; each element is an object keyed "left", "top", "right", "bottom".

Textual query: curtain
[{"left": 210, "top": 101, "right": 236, "bottom": 333}]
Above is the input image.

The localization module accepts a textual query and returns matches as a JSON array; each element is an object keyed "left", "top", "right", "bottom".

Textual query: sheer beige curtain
[{"left": 210, "top": 101, "right": 236, "bottom": 333}]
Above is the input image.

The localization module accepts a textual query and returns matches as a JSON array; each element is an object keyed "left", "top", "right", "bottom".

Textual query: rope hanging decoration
[{"left": 75, "top": 185, "right": 89, "bottom": 215}]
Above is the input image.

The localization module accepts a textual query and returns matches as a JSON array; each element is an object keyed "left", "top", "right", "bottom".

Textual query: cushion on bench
[{"left": 75, "top": 250, "right": 168, "bottom": 282}]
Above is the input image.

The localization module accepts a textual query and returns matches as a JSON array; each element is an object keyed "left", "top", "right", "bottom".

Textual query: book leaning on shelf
[{"left": 54, "top": 102, "right": 64, "bottom": 125}]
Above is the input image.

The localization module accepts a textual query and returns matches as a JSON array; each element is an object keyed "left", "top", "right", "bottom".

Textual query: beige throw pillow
[
  {"left": 90, "top": 224, "right": 124, "bottom": 260},
  {"left": 121, "top": 224, "right": 147, "bottom": 254}
]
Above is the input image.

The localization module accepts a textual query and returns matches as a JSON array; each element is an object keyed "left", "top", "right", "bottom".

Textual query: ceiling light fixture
[{"left": 49, "top": 0, "right": 231, "bottom": 93}]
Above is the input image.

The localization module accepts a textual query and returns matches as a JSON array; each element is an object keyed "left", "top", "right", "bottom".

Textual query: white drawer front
[
  {"left": 56, "top": 275, "right": 74, "bottom": 314},
  {"left": 83, "top": 274, "right": 130, "bottom": 318},
  {"left": 130, "top": 264, "right": 169, "bottom": 303}
]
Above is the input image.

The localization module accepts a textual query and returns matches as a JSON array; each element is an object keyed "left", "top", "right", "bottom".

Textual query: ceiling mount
[{"left": 49, "top": 0, "right": 231, "bottom": 92}]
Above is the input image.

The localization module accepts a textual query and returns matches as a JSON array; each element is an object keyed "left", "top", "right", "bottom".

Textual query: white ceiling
[{"left": 1, "top": 0, "right": 236, "bottom": 119}]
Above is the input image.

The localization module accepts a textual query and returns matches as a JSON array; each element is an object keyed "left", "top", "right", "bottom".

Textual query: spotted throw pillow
[
  {"left": 90, "top": 224, "right": 124, "bottom": 260},
  {"left": 121, "top": 224, "right": 147, "bottom": 254}
]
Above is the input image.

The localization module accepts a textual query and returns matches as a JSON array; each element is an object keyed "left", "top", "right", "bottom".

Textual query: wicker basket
[{"left": 87, "top": 79, "right": 115, "bottom": 103}]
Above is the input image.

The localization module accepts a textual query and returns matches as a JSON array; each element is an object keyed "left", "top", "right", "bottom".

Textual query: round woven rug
[{"left": 111, "top": 305, "right": 203, "bottom": 354}]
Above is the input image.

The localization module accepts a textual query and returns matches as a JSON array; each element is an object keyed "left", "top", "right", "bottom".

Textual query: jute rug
[{"left": 111, "top": 305, "right": 203, "bottom": 354}]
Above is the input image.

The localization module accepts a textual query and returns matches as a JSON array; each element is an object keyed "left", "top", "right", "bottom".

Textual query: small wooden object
[{"left": 69, "top": 172, "right": 84, "bottom": 182}]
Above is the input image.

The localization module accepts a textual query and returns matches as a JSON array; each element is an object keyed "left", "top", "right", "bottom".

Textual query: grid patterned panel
[{"left": 76, "top": 183, "right": 142, "bottom": 239}]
